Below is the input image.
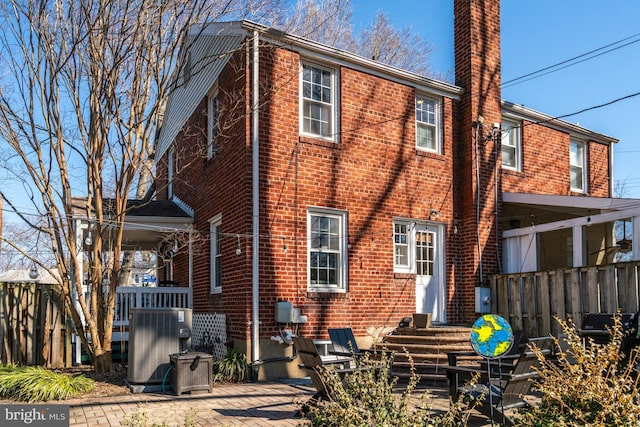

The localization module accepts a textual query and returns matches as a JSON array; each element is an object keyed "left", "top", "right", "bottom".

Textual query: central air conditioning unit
[{"left": 127, "top": 308, "right": 192, "bottom": 386}]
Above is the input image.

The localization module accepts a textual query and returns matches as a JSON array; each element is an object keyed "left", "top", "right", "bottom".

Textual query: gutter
[{"left": 251, "top": 30, "right": 260, "bottom": 378}]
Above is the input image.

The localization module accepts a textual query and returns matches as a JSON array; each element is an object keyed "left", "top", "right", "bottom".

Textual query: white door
[{"left": 415, "top": 224, "right": 445, "bottom": 323}]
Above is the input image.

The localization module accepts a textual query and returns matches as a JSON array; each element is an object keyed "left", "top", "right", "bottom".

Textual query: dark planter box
[{"left": 169, "top": 352, "right": 213, "bottom": 395}]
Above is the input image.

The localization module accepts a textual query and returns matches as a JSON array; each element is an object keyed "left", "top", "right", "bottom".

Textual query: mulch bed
[{"left": 58, "top": 365, "right": 132, "bottom": 400}]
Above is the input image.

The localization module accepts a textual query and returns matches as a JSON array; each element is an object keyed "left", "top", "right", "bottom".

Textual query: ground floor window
[
  {"left": 307, "top": 207, "right": 348, "bottom": 292},
  {"left": 209, "top": 214, "right": 222, "bottom": 294}
]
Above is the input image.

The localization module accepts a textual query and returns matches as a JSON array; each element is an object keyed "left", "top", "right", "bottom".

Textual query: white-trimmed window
[
  {"left": 415, "top": 95, "right": 441, "bottom": 153},
  {"left": 207, "top": 85, "right": 219, "bottom": 159},
  {"left": 570, "top": 140, "right": 586, "bottom": 192},
  {"left": 210, "top": 214, "right": 222, "bottom": 294},
  {"left": 308, "top": 208, "right": 347, "bottom": 291},
  {"left": 501, "top": 120, "right": 522, "bottom": 171},
  {"left": 393, "top": 222, "right": 410, "bottom": 270},
  {"left": 167, "top": 148, "right": 175, "bottom": 198},
  {"left": 301, "top": 62, "right": 337, "bottom": 140}
]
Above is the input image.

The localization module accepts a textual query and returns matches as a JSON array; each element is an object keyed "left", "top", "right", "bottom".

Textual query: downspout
[
  {"left": 251, "top": 30, "right": 260, "bottom": 379},
  {"left": 188, "top": 227, "right": 193, "bottom": 308},
  {"left": 474, "top": 122, "right": 483, "bottom": 283}
]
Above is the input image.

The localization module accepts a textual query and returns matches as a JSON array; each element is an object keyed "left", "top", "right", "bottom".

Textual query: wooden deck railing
[
  {"left": 490, "top": 261, "right": 640, "bottom": 338},
  {"left": 114, "top": 286, "right": 191, "bottom": 327}
]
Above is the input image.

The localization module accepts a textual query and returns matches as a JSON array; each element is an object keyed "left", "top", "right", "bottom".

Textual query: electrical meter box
[{"left": 275, "top": 301, "right": 293, "bottom": 323}]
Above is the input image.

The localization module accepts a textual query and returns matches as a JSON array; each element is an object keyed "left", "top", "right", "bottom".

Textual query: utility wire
[
  {"left": 502, "top": 32, "right": 640, "bottom": 88},
  {"left": 510, "top": 91, "right": 640, "bottom": 132}
]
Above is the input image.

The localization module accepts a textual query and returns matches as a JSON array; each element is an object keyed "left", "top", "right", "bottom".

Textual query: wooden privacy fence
[
  {"left": 490, "top": 261, "right": 640, "bottom": 339},
  {"left": 0, "top": 282, "right": 70, "bottom": 368}
]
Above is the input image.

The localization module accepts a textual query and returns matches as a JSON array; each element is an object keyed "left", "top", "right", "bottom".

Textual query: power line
[
  {"left": 502, "top": 32, "right": 640, "bottom": 88},
  {"left": 513, "top": 91, "right": 640, "bottom": 132}
]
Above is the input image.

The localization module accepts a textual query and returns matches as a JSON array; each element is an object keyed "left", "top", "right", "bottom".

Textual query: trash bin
[{"left": 169, "top": 351, "right": 213, "bottom": 395}]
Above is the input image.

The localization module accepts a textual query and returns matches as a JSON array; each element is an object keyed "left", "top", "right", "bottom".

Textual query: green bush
[
  {"left": 0, "top": 365, "right": 94, "bottom": 402},
  {"left": 299, "top": 350, "right": 472, "bottom": 426},
  {"left": 514, "top": 316, "right": 640, "bottom": 426},
  {"left": 212, "top": 348, "right": 251, "bottom": 383}
]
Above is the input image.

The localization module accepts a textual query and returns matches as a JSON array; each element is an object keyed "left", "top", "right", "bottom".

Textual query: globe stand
[{"left": 469, "top": 314, "right": 515, "bottom": 427}]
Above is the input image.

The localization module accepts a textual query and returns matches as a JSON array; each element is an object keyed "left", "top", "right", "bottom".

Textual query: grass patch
[{"left": 0, "top": 365, "right": 94, "bottom": 402}]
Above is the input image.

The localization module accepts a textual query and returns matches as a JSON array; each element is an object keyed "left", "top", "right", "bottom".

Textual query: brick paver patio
[{"left": 66, "top": 379, "right": 493, "bottom": 426}]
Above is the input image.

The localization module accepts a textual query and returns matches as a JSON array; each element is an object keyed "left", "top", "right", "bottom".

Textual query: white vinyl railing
[{"left": 114, "top": 286, "right": 191, "bottom": 327}]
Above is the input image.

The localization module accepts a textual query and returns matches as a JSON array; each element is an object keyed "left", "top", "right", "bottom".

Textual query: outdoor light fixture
[
  {"left": 236, "top": 235, "right": 242, "bottom": 255},
  {"left": 28, "top": 263, "right": 38, "bottom": 280}
]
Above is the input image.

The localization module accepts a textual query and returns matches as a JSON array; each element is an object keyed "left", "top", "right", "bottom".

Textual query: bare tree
[
  {"left": 0, "top": 0, "right": 280, "bottom": 372},
  {"left": 279, "top": 0, "right": 355, "bottom": 49},
  {"left": 0, "top": 221, "right": 56, "bottom": 272},
  {"left": 280, "top": 0, "right": 438, "bottom": 78},
  {"left": 0, "top": 0, "right": 435, "bottom": 373}
]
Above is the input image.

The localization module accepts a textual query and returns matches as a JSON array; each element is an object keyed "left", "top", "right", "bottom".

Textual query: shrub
[
  {"left": 0, "top": 365, "right": 94, "bottom": 402},
  {"left": 299, "top": 350, "right": 472, "bottom": 427},
  {"left": 212, "top": 348, "right": 251, "bottom": 383},
  {"left": 514, "top": 315, "right": 640, "bottom": 426}
]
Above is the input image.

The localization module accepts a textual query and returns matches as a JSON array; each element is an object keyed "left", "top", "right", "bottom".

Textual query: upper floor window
[
  {"left": 570, "top": 140, "right": 586, "bottom": 192},
  {"left": 167, "top": 147, "right": 175, "bottom": 198},
  {"left": 415, "top": 95, "right": 441, "bottom": 153},
  {"left": 301, "top": 62, "right": 336, "bottom": 140},
  {"left": 210, "top": 214, "right": 222, "bottom": 294},
  {"left": 207, "top": 86, "right": 219, "bottom": 159},
  {"left": 501, "top": 120, "right": 522, "bottom": 171},
  {"left": 308, "top": 208, "right": 348, "bottom": 292}
]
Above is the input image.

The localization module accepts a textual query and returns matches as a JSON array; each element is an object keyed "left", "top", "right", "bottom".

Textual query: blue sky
[{"left": 350, "top": 0, "right": 640, "bottom": 198}]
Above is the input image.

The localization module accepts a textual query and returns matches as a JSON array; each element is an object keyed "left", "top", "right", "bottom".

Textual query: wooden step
[
  {"left": 383, "top": 343, "right": 473, "bottom": 354},
  {"left": 382, "top": 325, "right": 477, "bottom": 385},
  {"left": 393, "top": 326, "right": 472, "bottom": 337},
  {"left": 384, "top": 334, "right": 473, "bottom": 345}
]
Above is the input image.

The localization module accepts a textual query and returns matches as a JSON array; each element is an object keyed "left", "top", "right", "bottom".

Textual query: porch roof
[
  {"left": 71, "top": 198, "right": 194, "bottom": 250},
  {"left": 503, "top": 192, "right": 640, "bottom": 237},
  {"left": 503, "top": 192, "right": 640, "bottom": 216}
]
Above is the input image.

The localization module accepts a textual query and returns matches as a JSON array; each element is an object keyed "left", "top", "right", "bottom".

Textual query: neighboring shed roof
[{"left": 0, "top": 268, "right": 59, "bottom": 284}]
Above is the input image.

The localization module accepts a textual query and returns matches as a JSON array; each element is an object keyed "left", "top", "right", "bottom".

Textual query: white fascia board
[{"left": 502, "top": 192, "right": 640, "bottom": 211}]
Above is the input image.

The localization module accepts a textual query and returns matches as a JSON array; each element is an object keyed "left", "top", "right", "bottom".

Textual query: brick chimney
[{"left": 453, "top": 0, "right": 502, "bottom": 323}]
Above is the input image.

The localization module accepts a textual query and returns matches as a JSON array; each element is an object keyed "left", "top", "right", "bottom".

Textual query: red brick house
[{"left": 153, "top": 0, "right": 633, "bottom": 379}]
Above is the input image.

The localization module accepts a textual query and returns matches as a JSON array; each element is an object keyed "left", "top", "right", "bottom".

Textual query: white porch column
[
  {"left": 504, "top": 233, "right": 537, "bottom": 273},
  {"left": 572, "top": 225, "right": 584, "bottom": 267},
  {"left": 633, "top": 216, "right": 640, "bottom": 261}
]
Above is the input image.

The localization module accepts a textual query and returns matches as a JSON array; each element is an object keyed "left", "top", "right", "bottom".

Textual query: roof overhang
[
  {"left": 501, "top": 101, "right": 618, "bottom": 145},
  {"left": 72, "top": 198, "right": 194, "bottom": 251},
  {"left": 503, "top": 192, "right": 640, "bottom": 237}
]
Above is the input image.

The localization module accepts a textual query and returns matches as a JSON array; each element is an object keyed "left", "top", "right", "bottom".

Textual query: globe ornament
[{"left": 470, "top": 314, "right": 514, "bottom": 359}]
